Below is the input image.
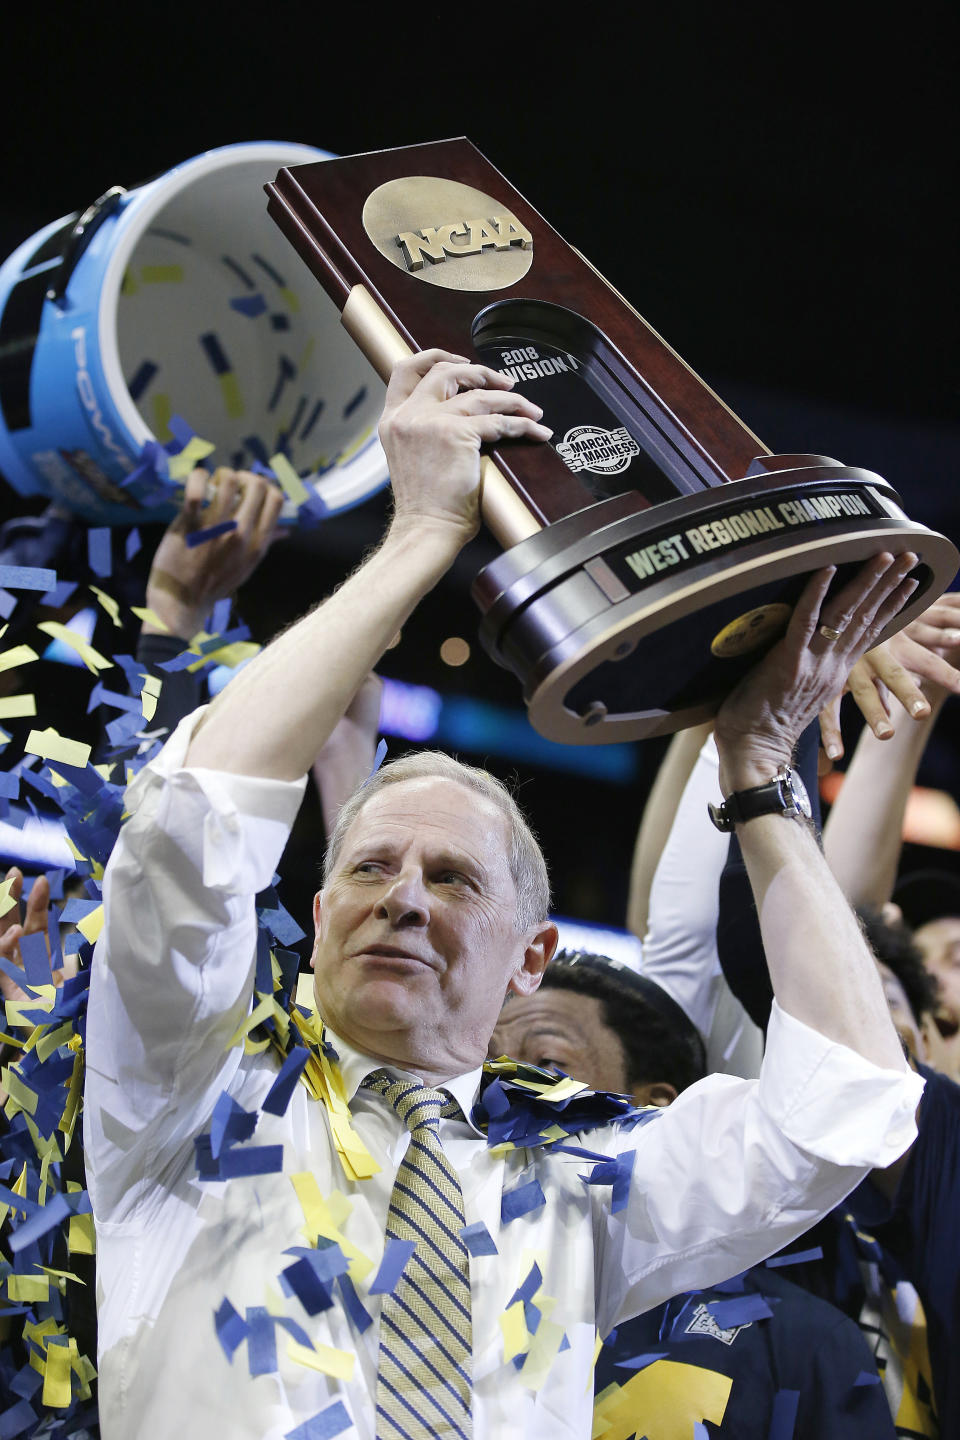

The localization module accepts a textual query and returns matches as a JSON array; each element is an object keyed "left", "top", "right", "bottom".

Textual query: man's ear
[
  {"left": 310, "top": 891, "right": 324, "bottom": 971},
  {"left": 632, "top": 1080, "right": 677, "bottom": 1109},
  {"left": 508, "top": 921, "right": 558, "bottom": 998}
]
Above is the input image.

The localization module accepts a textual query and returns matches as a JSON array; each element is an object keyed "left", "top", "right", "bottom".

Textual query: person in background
[{"left": 491, "top": 949, "right": 899, "bottom": 1440}]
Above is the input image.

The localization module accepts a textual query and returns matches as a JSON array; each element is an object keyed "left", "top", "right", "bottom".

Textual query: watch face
[{"left": 787, "top": 768, "right": 812, "bottom": 818}]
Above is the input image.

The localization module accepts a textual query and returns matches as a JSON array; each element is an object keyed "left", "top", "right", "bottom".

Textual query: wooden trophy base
[{"left": 474, "top": 461, "right": 957, "bottom": 742}]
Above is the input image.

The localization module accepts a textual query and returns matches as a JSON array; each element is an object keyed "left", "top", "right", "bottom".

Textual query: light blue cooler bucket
[{"left": 0, "top": 141, "right": 388, "bottom": 525}]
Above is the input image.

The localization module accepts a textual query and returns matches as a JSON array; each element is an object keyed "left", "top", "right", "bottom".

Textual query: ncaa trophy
[{"left": 265, "top": 138, "right": 957, "bottom": 743}]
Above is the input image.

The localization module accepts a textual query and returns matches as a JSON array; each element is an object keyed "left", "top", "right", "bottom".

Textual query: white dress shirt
[{"left": 84, "top": 711, "right": 924, "bottom": 1440}]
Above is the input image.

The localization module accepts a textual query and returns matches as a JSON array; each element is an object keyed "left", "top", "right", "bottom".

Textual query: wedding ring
[{"left": 818, "top": 625, "right": 844, "bottom": 643}]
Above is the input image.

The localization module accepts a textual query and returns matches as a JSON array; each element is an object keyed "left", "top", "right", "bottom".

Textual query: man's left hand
[{"left": 715, "top": 551, "right": 919, "bottom": 792}]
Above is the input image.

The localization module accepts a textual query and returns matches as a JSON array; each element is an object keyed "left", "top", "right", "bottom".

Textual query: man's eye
[{"left": 536, "top": 1058, "right": 563, "bottom": 1073}]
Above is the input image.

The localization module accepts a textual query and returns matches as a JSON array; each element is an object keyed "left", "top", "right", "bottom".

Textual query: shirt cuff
[
  {"left": 123, "top": 706, "right": 307, "bottom": 893},
  {"left": 759, "top": 1000, "right": 924, "bottom": 1168}
]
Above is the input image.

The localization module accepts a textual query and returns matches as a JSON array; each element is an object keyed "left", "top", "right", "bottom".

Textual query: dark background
[{"left": 2, "top": 6, "right": 958, "bottom": 932}]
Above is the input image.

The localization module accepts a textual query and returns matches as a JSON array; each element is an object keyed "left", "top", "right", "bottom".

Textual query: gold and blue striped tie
[{"left": 364, "top": 1070, "right": 473, "bottom": 1440}]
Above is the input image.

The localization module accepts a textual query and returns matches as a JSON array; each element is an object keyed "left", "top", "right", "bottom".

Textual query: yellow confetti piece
[
  {"left": 0, "top": 643, "right": 39, "bottom": 674},
  {"left": 26, "top": 727, "right": 91, "bottom": 769},
  {"left": 0, "top": 1030, "right": 25, "bottom": 1050},
  {"left": 40, "top": 1266, "right": 86, "bottom": 1285},
  {"left": 587, "top": 1331, "right": 605, "bottom": 1393},
  {"left": 219, "top": 372, "right": 245, "bottom": 418},
  {"left": 130, "top": 606, "right": 170, "bottom": 631},
  {"left": 298, "top": 338, "right": 315, "bottom": 373},
  {"left": 141, "top": 674, "right": 162, "bottom": 697},
  {"left": 289, "top": 1173, "right": 373, "bottom": 1281},
  {"left": 243, "top": 1034, "right": 272, "bottom": 1055},
  {"left": 269, "top": 452, "right": 311, "bottom": 507},
  {"left": 141, "top": 264, "right": 184, "bottom": 284},
  {"left": 34, "top": 1021, "right": 75, "bottom": 1064},
  {"left": 500, "top": 1300, "right": 529, "bottom": 1364},
  {"left": 68, "top": 1210, "right": 96, "bottom": 1256},
  {"left": 225, "top": 994, "right": 275, "bottom": 1049},
  {"left": 8, "top": 1273, "right": 50, "bottom": 1302},
  {"left": 592, "top": 1359, "right": 732, "bottom": 1440},
  {"left": 152, "top": 393, "right": 172, "bottom": 439},
  {"left": 168, "top": 434, "right": 216, "bottom": 480},
  {"left": 89, "top": 585, "right": 122, "bottom": 628},
  {"left": 76, "top": 905, "right": 104, "bottom": 942},
  {"left": 36, "top": 621, "right": 112, "bottom": 674},
  {"left": 42, "top": 1336, "right": 77, "bottom": 1408},
  {"left": 0, "top": 724, "right": 9, "bottom": 743},
  {"left": 188, "top": 639, "right": 260, "bottom": 671},
  {"left": 0, "top": 694, "right": 37, "bottom": 719},
  {"left": 519, "top": 1314, "right": 565, "bottom": 1392},
  {"left": 287, "top": 1338, "right": 356, "bottom": 1380},
  {"left": 279, "top": 286, "right": 300, "bottom": 314},
  {"left": 0, "top": 874, "right": 17, "bottom": 910},
  {"left": 2, "top": 1065, "right": 38, "bottom": 1116}
]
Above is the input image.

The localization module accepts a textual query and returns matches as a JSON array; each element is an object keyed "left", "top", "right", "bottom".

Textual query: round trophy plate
[{"left": 473, "top": 469, "right": 959, "bottom": 744}]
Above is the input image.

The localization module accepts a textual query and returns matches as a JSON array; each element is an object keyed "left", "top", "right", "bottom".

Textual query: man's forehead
[{"left": 341, "top": 776, "right": 510, "bottom": 856}]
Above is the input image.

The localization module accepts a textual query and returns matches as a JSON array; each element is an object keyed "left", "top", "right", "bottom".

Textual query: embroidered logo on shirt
[{"left": 685, "top": 1302, "right": 751, "bottom": 1346}]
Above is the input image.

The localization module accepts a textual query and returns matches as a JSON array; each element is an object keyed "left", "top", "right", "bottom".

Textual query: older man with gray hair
[{"left": 85, "top": 351, "right": 924, "bottom": 1440}]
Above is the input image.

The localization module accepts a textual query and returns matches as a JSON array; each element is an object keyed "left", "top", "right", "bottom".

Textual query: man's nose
[{"left": 375, "top": 870, "right": 429, "bottom": 926}]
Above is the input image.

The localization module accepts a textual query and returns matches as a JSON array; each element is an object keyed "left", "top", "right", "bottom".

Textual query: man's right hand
[{"left": 378, "top": 350, "right": 552, "bottom": 548}]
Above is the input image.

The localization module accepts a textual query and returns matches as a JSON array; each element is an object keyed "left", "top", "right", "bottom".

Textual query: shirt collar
[{"left": 322, "top": 1023, "right": 486, "bottom": 1136}]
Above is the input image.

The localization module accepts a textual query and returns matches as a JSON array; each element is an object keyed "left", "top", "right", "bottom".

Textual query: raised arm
[
  {"left": 823, "top": 593, "right": 960, "bottom": 909},
  {"left": 713, "top": 555, "right": 920, "bottom": 1069},
  {"left": 186, "top": 353, "right": 550, "bottom": 780}
]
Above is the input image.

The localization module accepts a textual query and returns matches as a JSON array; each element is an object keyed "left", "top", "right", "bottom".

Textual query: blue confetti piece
[
  {"left": 8, "top": 1192, "right": 71, "bottom": 1253},
  {"left": 0, "top": 772, "right": 19, "bottom": 799},
  {"left": 185, "top": 520, "right": 238, "bottom": 548},
  {"left": 853, "top": 1371, "right": 882, "bottom": 1386},
  {"left": 60, "top": 898, "right": 102, "bottom": 924},
  {"left": 258, "top": 903, "right": 306, "bottom": 946},
  {"left": 0, "top": 566, "right": 57, "bottom": 592},
  {"left": 711, "top": 1270, "right": 748, "bottom": 1293},
  {"left": 343, "top": 387, "right": 366, "bottom": 418},
  {"left": 460, "top": 1221, "right": 498, "bottom": 1257},
  {"left": 693, "top": 1425, "right": 710, "bottom": 1440},
  {"left": 299, "top": 398, "right": 325, "bottom": 442},
  {"left": 262, "top": 1046, "right": 309, "bottom": 1118},
  {"left": 509, "top": 1262, "right": 542, "bottom": 1308},
  {"left": 501, "top": 1178, "right": 546, "bottom": 1224},
  {"left": 369, "top": 1237, "right": 416, "bottom": 1295},
  {"left": 765, "top": 1246, "right": 824, "bottom": 1268},
  {"left": 230, "top": 293, "right": 268, "bottom": 318},
  {"left": 705, "top": 1293, "right": 777, "bottom": 1328},
  {"left": 125, "top": 528, "right": 142, "bottom": 562},
  {"left": 245, "top": 1305, "right": 277, "bottom": 1376},
  {"left": 768, "top": 1389, "right": 799, "bottom": 1439},
  {"left": 274, "top": 1315, "right": 313, "bottom": 1349},
  {"left": 614, "top": 1350, "right": 668, "bottom": 1371},
  {"left": 210, "top": 1091, "right": 258, "bottom": 1159},
  {"left": 0, "top": 1398, "right": 38, "bottom": 1440},
  {"left": 211, "top": 596, "right": 232, "bottom": 635},
  {"left": 167, "top": 414, "right": 196, "bottom": 449},
  {"left": 214, "top": 1297, "right": 248, "bottom": 1362},
  {"left": 337, "top": 1272, "right": 373, "bottom": 1333},
  {"left": 39, "top": 578, "right": 77, "bottom": 607},
  {"left": 200, "top": 332, "right": 232, "bottom": 377},
  {"left": 87, "top": 528, "right": 112, "bottom": 578},
  {"left": 285, "top": 1399, "right": 353, "bottom": 1440},
  {"left": 370, "top": 738, "right": 388, "bottom": 777},
  {"left": 10, "top": 1362, "right": 43, "bottom": 1399},
  {"left": 0, "top": 588, "right": 15, "bottom": 619},
  {"left": 218, "top": 1144, "right": 283, "bottom": 1179},
  {"left": 281, "top": 1257, "right": 336, "bottom": 1316},
  {"left": 20, "top": 931, "right": 52, "bottom": 988}
]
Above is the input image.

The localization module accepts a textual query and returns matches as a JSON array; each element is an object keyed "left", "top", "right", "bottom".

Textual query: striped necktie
[{"left": 363, "top": 1070, "right": 473, "bottom": 1440}]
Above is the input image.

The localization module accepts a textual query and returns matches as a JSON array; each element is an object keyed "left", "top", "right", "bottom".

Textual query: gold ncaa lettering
[{"left": 396, "top": 215, "right": 533, "bottom": 271}]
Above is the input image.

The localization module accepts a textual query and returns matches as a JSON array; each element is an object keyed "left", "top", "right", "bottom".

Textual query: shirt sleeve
[
  {"left": 593, "top": 1000, "right": 925, "bottom": 1335},
  {"left": 83, "top": 707, "right": 307, "bottom": 1222},
  {"left": 642, "top": 734, "right": 764, "bottom": 1077}
]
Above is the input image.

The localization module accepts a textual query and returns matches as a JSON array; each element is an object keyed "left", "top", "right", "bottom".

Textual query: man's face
[
  {"left": 914, "top": 915, "right": 960, "bottom": 1019},
  {"left": 489, "top": 988, "right": 631, "bottom": 1095},
  {"left": 311, "top": 777, "right": 554, "bottom": 1075}
]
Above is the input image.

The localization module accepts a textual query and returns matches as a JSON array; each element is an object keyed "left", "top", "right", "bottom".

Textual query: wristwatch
[{"left": 707, "top": 765, "right": 812, "bottom": 833}]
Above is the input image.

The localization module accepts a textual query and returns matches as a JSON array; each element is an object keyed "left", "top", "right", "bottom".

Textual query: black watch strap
[{"left": 707, "top": 766, "right": 810, "bottom": 833}]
